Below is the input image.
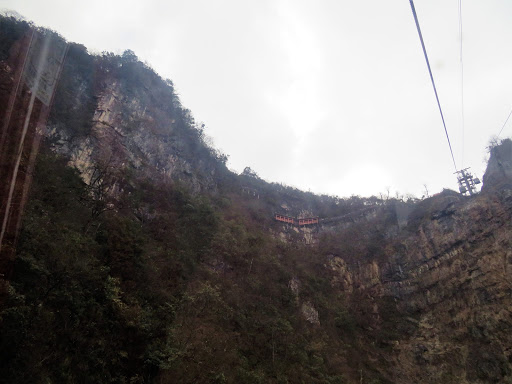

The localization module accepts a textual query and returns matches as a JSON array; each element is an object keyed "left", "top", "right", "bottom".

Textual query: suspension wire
[
  {"left": 458, "top": 0, "right": 465, "bottom": 167},
  {"left": 409, "top": 0, "right": 458, "bottom": 172},
  {"left": 497, "top": 106, "right": 512, "bottom": 137}
]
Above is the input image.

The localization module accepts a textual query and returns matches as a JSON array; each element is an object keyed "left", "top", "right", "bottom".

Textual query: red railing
[
  {"left": 275, "top": 214, "right": 295, "bottom": 224},
  {"left": 298, "top": 217, "right": 319, "bottom": 226},
  {"left": 275, "top": 214, "right": 319, "bottom": 226}
]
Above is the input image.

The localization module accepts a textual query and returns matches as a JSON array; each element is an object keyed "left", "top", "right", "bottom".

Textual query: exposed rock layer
[{"left": 326, "top": 186, "right": 512, "bottom": 383}]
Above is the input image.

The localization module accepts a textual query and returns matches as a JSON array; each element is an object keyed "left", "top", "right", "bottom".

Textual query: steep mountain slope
[{"left": 1, "top": 15, "right": 512, "bottom": 384}]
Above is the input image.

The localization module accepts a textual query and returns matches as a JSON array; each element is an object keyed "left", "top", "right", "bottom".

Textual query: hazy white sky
[{"left": 2, "top": 0, "right": 512, "bottom": 197}]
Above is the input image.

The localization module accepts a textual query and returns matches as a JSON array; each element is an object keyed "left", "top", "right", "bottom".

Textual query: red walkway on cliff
[{"left": 275, "top": 214, "right": 318, "bottom": 226}]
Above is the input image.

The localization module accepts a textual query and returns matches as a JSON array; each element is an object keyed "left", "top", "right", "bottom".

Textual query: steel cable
[{"left": 409, "top": 0, "right": 458, "bottom": 171}]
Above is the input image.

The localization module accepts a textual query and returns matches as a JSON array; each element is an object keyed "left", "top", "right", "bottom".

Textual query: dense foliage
[
  {"left": 0, "top": 14, "right": 412, "bottom": 383},
  {"left": 0, "top": 146, "right": 399, "bottom": 383}
]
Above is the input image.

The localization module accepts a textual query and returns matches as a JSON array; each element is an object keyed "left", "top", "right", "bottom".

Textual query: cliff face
[
  {"left": 271, "top": 169, "right": 512, "bottom": 383},
  {"left": 483, "top": 138, "right": 512, "bottom": 191},
  {"left": 331, "top": 188, "right": 512, "bottom": 383},
  {"left": 388, "top": 157, "right": 512, "bottom": 383},
  {"left": 394, "top": 193, "right": 512, "bottom": 383},
  {"left": 2, "top": 15, "right": 512, "bottom": 384},
  {"left": 47, "top": 48, "right": 226, "bottom": 195}
]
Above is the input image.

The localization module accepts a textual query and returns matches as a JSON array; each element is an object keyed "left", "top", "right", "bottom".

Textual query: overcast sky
[{"left": 2, "top": 0, "right": 512, "bottom": 198}]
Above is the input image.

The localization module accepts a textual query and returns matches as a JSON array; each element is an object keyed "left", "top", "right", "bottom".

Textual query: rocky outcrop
[
  {"left": 483, "top": 138, "right": 512, "bottom": 191},
  {"left": 47, "top": 53, "right": 223, "bottom": 196},
  {"left": 322, "top": 182, "right": 512, "bottom": 382},
  {"left": 301, "top": 301, "right": 320, "bottom": 325},
  {"left": 387, "top": 189, "right": 512, "bottom": 383}
]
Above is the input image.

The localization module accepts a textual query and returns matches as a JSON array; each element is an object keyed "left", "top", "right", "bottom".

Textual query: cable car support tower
[
  {"left": 454, "top": 168, "right": 480, "bottom": 196},
  {"left": 409, "top": 0, "right": 480, "bottom": 196}
]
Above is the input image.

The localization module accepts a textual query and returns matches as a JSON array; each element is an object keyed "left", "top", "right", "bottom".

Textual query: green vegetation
[
  {"left": 0, "top": 146, "right": 383, "bottom": 383},
  {"left": 5, "top": 14, "right": 510, "bottom": 384},
  {"left": 0, "top": 14, "right": 408, "bottom": 383},
  {"left": 0, "top": 14, "right": 31, "bottom": 61}
]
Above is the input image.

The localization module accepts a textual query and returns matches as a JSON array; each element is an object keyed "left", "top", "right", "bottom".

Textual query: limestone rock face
[
  {"left": 388, "top": 191, "right": 512, "bottom": 383},
  {"left": 322, "top": 186, "right": 512, "bottom": 383},
  {"left": 326, "top": 256, "right": 354, "bottom": 292},
  {"left": 301, "top": 301, "right": 320, "bottom": 325},
  {"left": 483, "top": 138, "right": 512, "bottom": 190},
  {"left": 301, "top": 151, "right": 512, "bottom": 383},
  {"left": 288, "top": 277, "right": 300, "bottom": 298},
  {"left": 48, "top": 63, "right": 220, "bottom": 196}
]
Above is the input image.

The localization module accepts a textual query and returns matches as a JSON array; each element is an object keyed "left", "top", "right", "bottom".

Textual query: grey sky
[{"left": 2, "top": 0, "right": 512, "bottom": 197}]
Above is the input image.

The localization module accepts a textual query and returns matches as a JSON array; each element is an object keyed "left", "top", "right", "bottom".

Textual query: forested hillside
[{"left": 1, "top": 15, "right": 512, "bottom": 384}]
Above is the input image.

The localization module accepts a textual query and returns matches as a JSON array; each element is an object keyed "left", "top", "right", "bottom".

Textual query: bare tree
[{"left": 422, "top": 184, "right": 430, "bottom": 199}]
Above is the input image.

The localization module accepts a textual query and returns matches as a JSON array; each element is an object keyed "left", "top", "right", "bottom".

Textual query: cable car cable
[
  {"left": 458, "top": 0, "right": 465, "bottom": 167},
  {"left": 497, "top": 106, "right": 512, "bottom": 137},
  {"left": 409, "top": 0, "right": 458, "bottom": 172}
]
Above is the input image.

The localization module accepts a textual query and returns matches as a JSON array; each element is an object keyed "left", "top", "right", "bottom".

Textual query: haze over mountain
[{"left": 2, "top": 1, "right": 512, "bottom": 197}]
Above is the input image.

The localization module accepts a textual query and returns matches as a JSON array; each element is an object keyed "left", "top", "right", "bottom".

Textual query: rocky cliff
[
  {"left": 483, "top": 138, "right": 512, "bottom": 191},
  {"left": 47, "top": 47, "right": 228, "bottom": 195},
  {"left": 323, "top": 186, "right": 512, "bottom": 383},
  {"left": 2, "top": 15, "right": 512, "bottom": 384}
]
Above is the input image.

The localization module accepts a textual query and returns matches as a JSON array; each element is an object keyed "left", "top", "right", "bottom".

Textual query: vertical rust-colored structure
[{"left": 0, "top": 29, "right": 67, "bottom": 291}]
